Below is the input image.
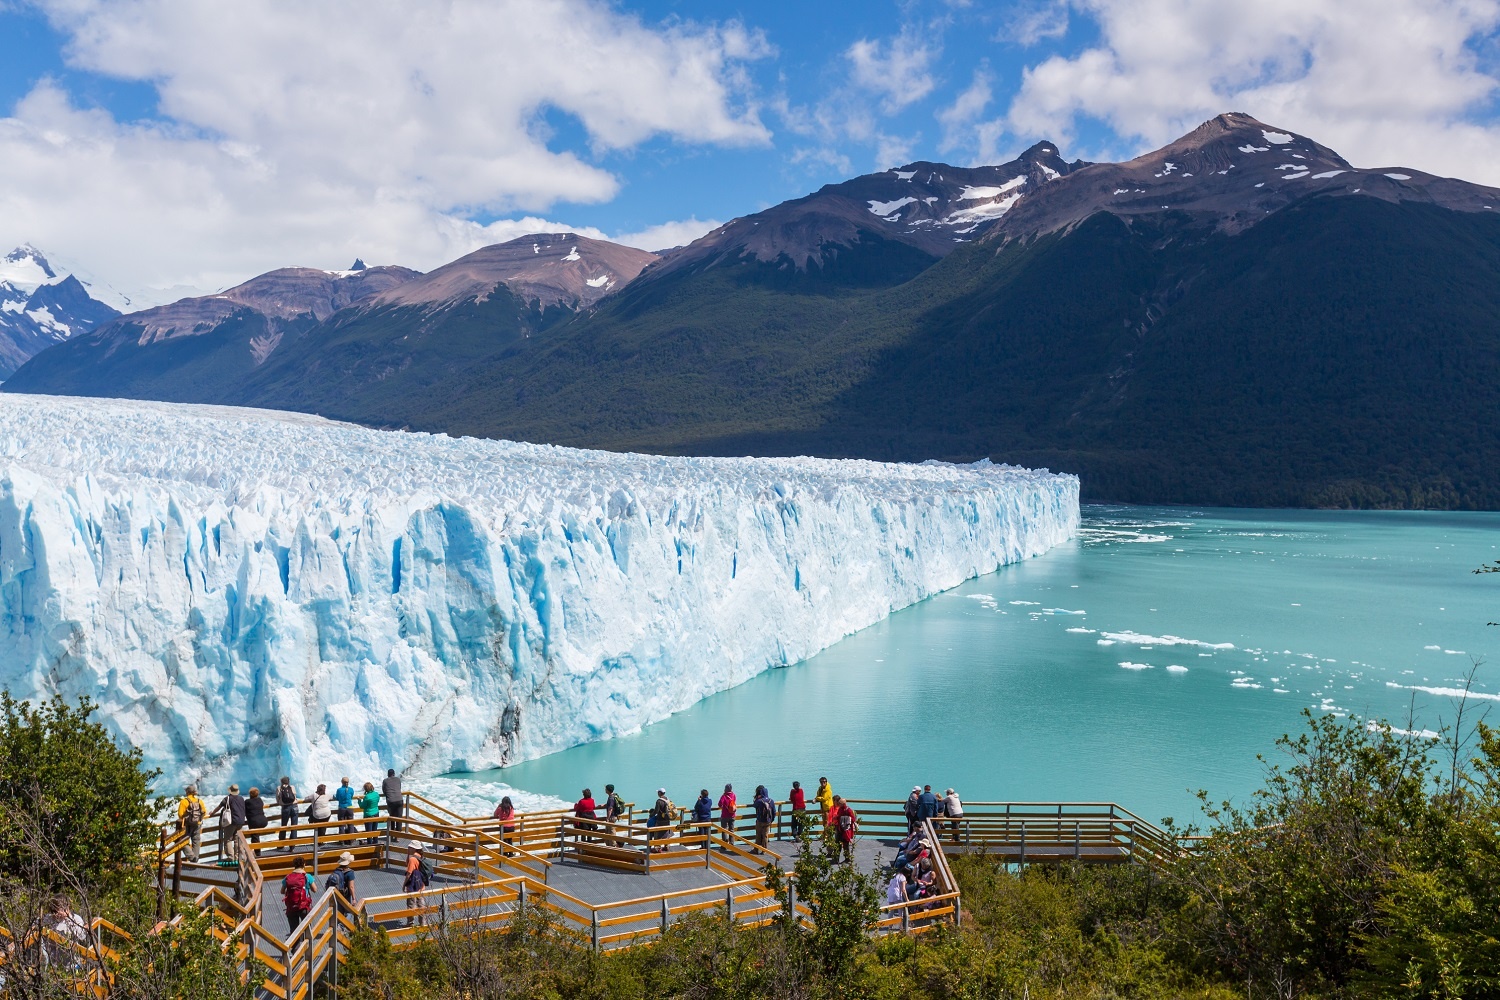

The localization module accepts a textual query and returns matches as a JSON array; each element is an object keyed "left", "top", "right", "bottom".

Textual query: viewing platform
[{"left": 135, "top": 794, "right": 1178, "bottom": 1000}]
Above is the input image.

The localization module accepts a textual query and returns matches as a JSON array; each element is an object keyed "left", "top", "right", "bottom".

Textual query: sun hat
[
  {"left": 338, "top": 851, "right": 354, "bottom": 866},
  {"left": 657, "top": 788, "right": 666, "bottom": 796}
]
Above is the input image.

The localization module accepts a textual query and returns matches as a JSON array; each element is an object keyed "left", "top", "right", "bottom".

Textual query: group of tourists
[
  {"left": 561, "top": 776, "right": 865, "bottom": 861},
  {"left": 174, "top": 770, "right": 407, "bottom": 863}
]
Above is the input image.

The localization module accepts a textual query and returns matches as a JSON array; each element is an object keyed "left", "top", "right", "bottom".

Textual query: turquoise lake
[{"left": 460, "top": 506, "right": 1500, "bottom": 825}]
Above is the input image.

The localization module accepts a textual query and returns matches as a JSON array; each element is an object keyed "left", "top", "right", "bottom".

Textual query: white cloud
[
  {"left": 0, "top": 0, "right": 771, "bottom": 303},
  {"left": 1003, "top": 1, "right": 1070, "bottom": 45},
  {"left": 1006, "top": 0, "right": 1500, "bottom": 184},
  {"left": 611, "top": 216, "right": 722, "bottom": 252},
  {"left": 847, "top": 26, "right": 939, "bottom": 114}
]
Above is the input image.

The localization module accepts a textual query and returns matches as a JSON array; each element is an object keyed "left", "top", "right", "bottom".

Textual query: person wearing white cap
[
  {"left": 324, "top": 851, "right": 357, "bottom": 903},
  {"left": 647, "top": 788, "right": 674, "bottom": 852}
]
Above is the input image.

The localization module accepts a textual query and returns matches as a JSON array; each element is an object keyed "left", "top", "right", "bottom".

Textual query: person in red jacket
[
  {"left": 717, "top": 783, "right": 737, "bottom": 836},
  {"left": 574, "top": 788, "right": 598, "bottom": 842},
  {"left": 830, "top": 795, "right": 858, "bottom": 864},
  {"left": 789, "top": 781, "right": 807, "bottom": 838}
]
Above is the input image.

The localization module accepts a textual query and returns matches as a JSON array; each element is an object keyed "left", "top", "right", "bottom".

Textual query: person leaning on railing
[
  {"left": 382, "top": 769, "right": 403, "bottom": 833},
  {"left": 493, "top": 796, "right": 516, "bottom": 844},
  {"left": 304, "top": 783, "right": 332, "bottom": 834},
  {"left": 942, "top": 788, "right": 963, "bottom": 844},
  {"left": 647, "top": 789, "right": 673, "bottom": 852},
  {"left": 177, "top": 785, "right": 206, "bottom": 862},
  {"left": 245, "top": 787, "right": 268, "bottom": 844},
  {"left": 276, "top": 777, "right": 298, "bottom": 841},
  {"left": 788, "top": 781, "right": 807, "bottom": 838},
  {"left": 360, "top": 782, "right": 381, "bottom": 843}
]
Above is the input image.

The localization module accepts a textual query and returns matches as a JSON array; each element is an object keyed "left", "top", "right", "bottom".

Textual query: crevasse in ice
[{"left": 0, "top": 394, "right": 1079, "bottom": 790}]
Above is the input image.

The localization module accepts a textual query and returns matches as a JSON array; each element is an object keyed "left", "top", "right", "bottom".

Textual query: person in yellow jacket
[
  {"left": 814, "top": 777, "right": 834, "bottom": 829},
  {"left": 177, "top": 785, "right": 207, "bottom": 862}
]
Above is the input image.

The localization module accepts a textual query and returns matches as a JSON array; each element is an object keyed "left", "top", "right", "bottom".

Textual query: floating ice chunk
[
  {"left": 1066, "top": 627, "right": 1097, "bottom": 634},
  {"left": 1010, "top": 600, "right": 1041, "bottom": 606},
  {"left": 1424, "top": 645, "right": 1441, "bottom": 650},
  {"left": 1099, "top": 630, "right": 1233, "bottom": 649},
  {"left": 1118, "top": 661, "right": 1153, "bottom": 670},
  {"left": 1165, "top": 664, "right": 1188, "bottom": 673}
]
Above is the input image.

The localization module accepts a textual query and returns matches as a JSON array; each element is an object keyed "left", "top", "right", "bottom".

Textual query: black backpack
[{"left": 277, "top": 784, "right": 296, "bottom": 806}]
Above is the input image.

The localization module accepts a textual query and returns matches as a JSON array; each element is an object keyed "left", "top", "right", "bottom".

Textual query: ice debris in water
[{"left": 0, "top": 394, "right": 1079, "bottom": 792}]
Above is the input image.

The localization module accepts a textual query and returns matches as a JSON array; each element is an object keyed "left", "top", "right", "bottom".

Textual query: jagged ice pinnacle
[{"left": 0, "top": 394, "right": 1079, "bottom": 790}]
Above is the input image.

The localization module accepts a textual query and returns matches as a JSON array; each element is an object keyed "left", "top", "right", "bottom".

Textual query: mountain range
[
  {"left": 0, "top": 246, "right": 122, "bottom": 378},
  {"left": 8, "top": 112, "right": 1500, "bottom": 509}
]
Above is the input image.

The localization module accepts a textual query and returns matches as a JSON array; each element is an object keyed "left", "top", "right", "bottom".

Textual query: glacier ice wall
[{"left": 0, "top": 394, "right": 1079, "bottom": 790}]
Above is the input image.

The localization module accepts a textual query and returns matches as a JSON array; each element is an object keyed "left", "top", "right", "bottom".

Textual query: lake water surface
[{"left": 455, "top": 506, "right": 1500, "bottom": 825}]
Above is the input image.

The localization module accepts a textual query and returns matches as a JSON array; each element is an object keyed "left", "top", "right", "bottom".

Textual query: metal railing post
[
  {"left": 1019, "top": 823, "right": 1026, "bottom": 870},
  {"left": 660, "top": 897, "right": 669, "bottom": 936},
  {"left": 1074, "top": 822, "right": 1081, "bottom": 860},
  {"left": 312, "top": 825, "right": 320, "bottom": 878},
  {"left": 725, "top": 887, "right": 735, "bottom": 923},
  {"left": 788, "top": 882, "right": 797, "bottom": 925},
  {"left": 518, "top": 880, "right": 527, "bottom": 920},
  {"left": 901, "top": 905, "right": 909, "bottom": 934},
  {"left": 591, "top": 909, "right": 599, "bottom": 951},
  {"left": 473, "top": 832, "right": 481, "bottom": 880}
]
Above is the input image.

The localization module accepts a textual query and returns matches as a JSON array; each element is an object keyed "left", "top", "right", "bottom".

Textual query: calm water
[{"left": 457, "top": 506, "right": 1500, "bottom": 825}]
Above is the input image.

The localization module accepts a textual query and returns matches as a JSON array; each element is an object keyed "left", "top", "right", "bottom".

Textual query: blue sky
[{"left": 2, "top": 0, "right": 1499, "bottom": 302}]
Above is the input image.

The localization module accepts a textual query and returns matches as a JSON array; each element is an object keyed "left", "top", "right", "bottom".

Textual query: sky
[{"left": 3, "top": 0, "right": 1500, "bottom": 305}]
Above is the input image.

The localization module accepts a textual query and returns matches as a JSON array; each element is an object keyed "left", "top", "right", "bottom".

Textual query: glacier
[{"left": 0, "top": 394, "right": 1079, "bottom": 792}]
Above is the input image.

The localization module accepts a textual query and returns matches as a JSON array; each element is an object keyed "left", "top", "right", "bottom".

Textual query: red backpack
[{"left": 283, "top": 871, "right": 312, "bottom": 914}]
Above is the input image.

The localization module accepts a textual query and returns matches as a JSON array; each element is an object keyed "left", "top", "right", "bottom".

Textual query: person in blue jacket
[{"left": 917, "top": 784, "right": 941, "bottom": 825}]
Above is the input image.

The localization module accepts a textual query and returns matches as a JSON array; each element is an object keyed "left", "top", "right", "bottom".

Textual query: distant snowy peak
[
  {"left": 371, "top": 233, "right": 657, "bottom": 311},
  {"left": 0, "top": 249, "right": 122, "bottom": 379},
  {"left": 647, "top": 142, "right": 1083, "bottom": 279},
  {"left": 987, "top": 112, "right": 1500, "bottom": 239}
]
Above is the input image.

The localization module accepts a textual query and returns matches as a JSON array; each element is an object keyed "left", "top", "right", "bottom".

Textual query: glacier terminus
[{"left": 0, "top": 394, "right": 1079, "bottom": 790}]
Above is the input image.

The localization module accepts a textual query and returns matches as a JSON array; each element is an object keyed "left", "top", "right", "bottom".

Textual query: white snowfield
[{"left": 0, "top": 394, "right": 1079, "bottom": 791}]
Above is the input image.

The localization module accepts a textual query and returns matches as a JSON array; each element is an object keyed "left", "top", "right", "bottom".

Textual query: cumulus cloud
[
  {"left": 611, "top": 216, "right": 722, "bottom": 252},
  {"left": 0, "top": 0, "right": 771, "bottom": 303},
  {"left": 847, "top": 26, "right": 939, "bottom": 113},
  {"left": 1006, "top": 0, "right": 1500, "bottom": 183}
]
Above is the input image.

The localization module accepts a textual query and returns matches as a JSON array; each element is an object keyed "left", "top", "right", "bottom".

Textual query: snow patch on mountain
[{"left": 0, "top": 394, "right": 1079, "bottom": 791}]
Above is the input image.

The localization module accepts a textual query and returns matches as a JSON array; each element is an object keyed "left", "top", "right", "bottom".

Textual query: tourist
[
  {"left": 282, "top": 857, "right": 316, "bottom": 932},
  {"left": 647, "top": 788, "right": 673, "bottom": 852},
  {"left": 886, "top": 869, "right": 909, "bottom": 906},
  {"left": 918, "top": 784, "right": 941, "bottom": 828},
  {"left": 403, "top": 846, "right": 430, "bottom": 927},
  {"left": 574, "top": 788, "right": 598, "bottom": 841},
  {"left": 48, "top": 897, "right": 90, "bottom": 970},
  {"left": 325, "top": 852, "right": 357, "bottom": 903},
  {"left": 493, "top": 796, "right": 516, "bottom": 844},
  {"left": 213, "top": 784, "right": 246, "bottom": 858},
  {"left": 788, "top": 780, "right": 807, "bottom": 838},
  {"left": 304, "top": 783, "right": 332, "bottom": 835},
  {"left": 893, "top": 829, "right": 925, "bottom": 869},
  {"left": 903, "top": 786, "right": 922, "bottom": 834},
  {"left": 692, "top": 789, "right": 713, "bottom": 836},
  {"left": 603, "top": 783, "right": 624, "bottom": 823},
  {"left": 276, "top": 777, "right": 298, "bottom": 841},
  {"left": 244, "top": 787, "right": 268, "bottom": 845},
  {"left": 382, "top": 768, "right": 404, "bottom": 833},
  {"left": 830, "top": 795, "right": 858, "bottom": 864},
  {"left": 335, "top": 777, "right": 356, "bottom": 835},
  {"left": 815, "top": 777, "right": 834, "bottom": 827},
  {"left": 177, "top": 785, "right": 206, "bottom": 862},
  {"left": 943, "top": 788, "right": 964, "bottom": 844},
  {"left": 717, "top": 783, "right": 737, "bottom": 837},
  {"left": 752, "top": 785, "right": 776, "bottom": 848},
  {"left": 360, "top": 781, "right": 381, "bottom": 842}
]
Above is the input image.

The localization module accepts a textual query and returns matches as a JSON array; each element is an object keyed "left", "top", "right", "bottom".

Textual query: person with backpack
[
  {"left": 830, "top": 796, "right": 858, "bottom": 864},
  {"left": 276, "top": 777, "right": 298, "bottom": 841},
  {"left": 213, "top": 784, "right": 247, "bottom": 858},
  {"left": 646, "top": 788, "right": 673, "bottom": 852},
  {"left": 903, "top": 786, "right": 922, "bottom": 834},
  {"left": 402, "top": 846, "right": 431, "bottom": 927},
  {"left": 177, "top": 785, "right": 206, "bottom": 862},
  {"left": 603, "top": 784, "right": 624, "bottom": 822},
  {"left": 381, "top": 769, "right": 403, "bottom": 833},
  {"left": 752, "top": 785, "right": 777, "bottom": 849},
  {"left": 282, "top": 856, "right": 316, "bottom": 931},
  {"left": 244, "top": 787, "right": 268, "bottom": 845},
  {"left": 717, "top": 784, "right": 737, "bottom": 837},
  {"left": 324, "top": 852, "right": 357, "bottom": 904},
  {"left": 304, "top": 784, "right": 332, "bottom": 831},
  {"left": 789, "top": 781, "right": 807, "bottom": 838},
  {"left": 334, "top": 777, "right": 356, "bottom": 835}
]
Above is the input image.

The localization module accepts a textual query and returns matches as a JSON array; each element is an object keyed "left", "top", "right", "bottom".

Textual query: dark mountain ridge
[{"left": 9, "top": 113, "right": 1500, "bottom": 509}]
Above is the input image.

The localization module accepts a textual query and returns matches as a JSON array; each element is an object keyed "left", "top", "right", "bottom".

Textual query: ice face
[{"left": 0, "top": 394, "right": 1079, "bottom": 792}]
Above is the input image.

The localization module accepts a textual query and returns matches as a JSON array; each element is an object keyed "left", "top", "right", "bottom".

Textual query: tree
[
  {"left": 766, "top": 826, "right": 881, "bottom": 982},
  {"left": 0, "top": 692, "right": 160, "bottom": 888}
]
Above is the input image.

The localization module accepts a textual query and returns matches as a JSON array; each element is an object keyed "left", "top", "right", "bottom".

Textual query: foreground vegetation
[{"left": 4, "top": 691, "right": 1500, "bottom": 998}]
